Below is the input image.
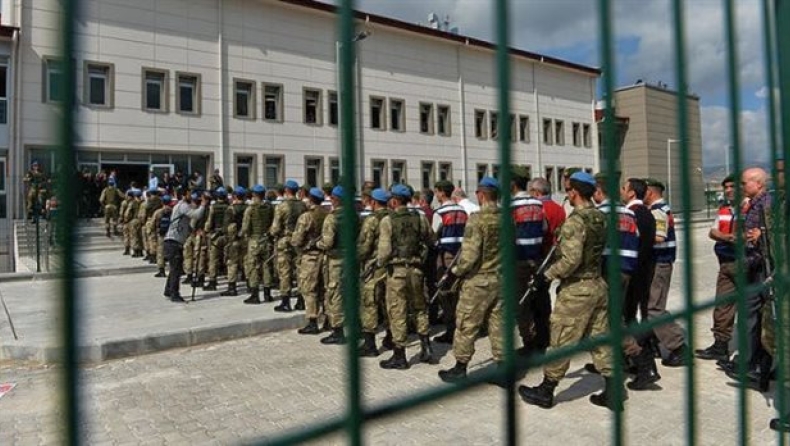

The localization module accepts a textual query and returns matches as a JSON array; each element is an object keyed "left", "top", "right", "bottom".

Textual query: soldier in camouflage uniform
[
  {"left": 124, "top": 190, "right": 142, "bottom": 256},
  {"left": 357, "top": 188, "right": 392, "bottom": 355},
  {"left": 121, "top": 191, "right": 135, "bottom": 255},
  {"left": 119, "top": 192, "right": 130, "bottom": 248},
  {"left": 143, "top": 188, "right": 163, "bottom": 263},
  {"left": 203, "top": 188, "right": 230, "bottom": 291},
  {"left": 23, "top": 160, "right": 48, "bottom": 221},
  {"left": 378, "top": 184, "right": 435, "bottom": 369},
  {"left": 99, "top": 178, "right": 123, "bottom": 237},
  {"left": 438, "top": 177, "right": 504, "bottom": 382},
  {"left": 182, "top": 192, "right": 210, "bottom": 288},
  {"left": 270, "top": 180, "right": 308, "bottom": 312},
  {"left": 220, "top": 187, "right": 248, "bottom": 297},
  {"left": 519, "top": 171, "right": 624, "bottom": 411},
  {"left": 292, "top": 188, "right": 330, "bottom": 334},
  {"left": 241, "top": 185, "right": 275, "bottom": 304},
  {"left": 151, "top": 195, "right": 173, "bottom": 278}
]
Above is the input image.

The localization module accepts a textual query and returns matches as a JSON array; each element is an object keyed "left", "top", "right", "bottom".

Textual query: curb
[{"left": 0, "top": 264, "right": 158, "bottom": 283}]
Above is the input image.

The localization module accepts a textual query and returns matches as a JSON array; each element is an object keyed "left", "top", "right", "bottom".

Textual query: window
[
  {"left": 84, "top": 62, "right": 113, "bottom": 107},
  {"left": 370, "top": 96, "right": 385, "bottom": 130},
  {"left": 555, "top": 120, "right": 565, "bottom": 146},
  {"left": 476, "top": 164, "right": 488, "bottom": 183},
  {"left": 43, "top": 58, "right": 63, "bottom": 103},
  {"left": 474, "top": 110, "right": 487, "bottom": 139},
  {"left": 439, "top": 162, "right": 453, "bottom": 182},
  {"left": 142, "top": 69, "right": 167, "bottom": 112},
  {"left": 419, "top": 103, "right": 434, "bottom": 134},
  {"left": 176, "top": 73, "right": 200, "bottom": 114},
  {"left": 263, "top": 83, "right": 283, "bottom": 122},
  {"left": 305, "top": 157, "right": 323, "bottom": 187},
  {"left": 391, "top": 160, "right": 406, "bottom": 185},
  {"left": 437, "top": 105, "right": 451, "bottom": 136},
  {"left": 490, "top": 111, "right": 499, "bottom": 140},
  {"left": 523, "top": 165, "right": 533, "bottom": 180},
  {"left": 510, "top": 114, "right": 517, "bottom": 142},
  {"left": 572, "top": 122, "right": 581, "bottom": 147},
  {"left": 421, "top": 161, "right": 435, "bottom": 190},
  {"left": 519, "top": 115, "right": 530, "bottom": 142},
  {"left": 0, "top": 157, "right": 5, "bottom": 218},
  {"left": 328, "top": 91, "right": 338, "bottom": 126},
  {"left": 329, "top": 158, "right": 340, "bottom": 185},
  {"left": 557, "top": 166, "right": 566, "bottom": 189},
  {"left": 235, "top": 155, "right": 254, "bottom": 189},
  {"left": 545, "top": 166, "right": 555, "bottom": 193},
  {"left": 0, "top": 63, "right": 7, "bottom": 124},
  {"left": 492, "top": 164, "right": 501, "bottom": 180},
  {"left": 303, "top": 88, "right": 321, "bottom": 125},
  {"left": 583, "top": 124, "right": 592, "bottom": 147},
  {"left": 390, "top": 98, "right": 404, "bottom": 132},
  {"left": 543, "top": 118, "right": 553, "bottom": 145},
  {"left": 264, "top": 156, "right": 283, "bottom": 187},
  {"left": 371, "top": 160, "right": 387, "bottom": 188},
  {"left": 234, "top": 80, "right": 255, "bottom": 119},
  {"left": 585, "top": 167, "right": 594, "bottom": 174}
]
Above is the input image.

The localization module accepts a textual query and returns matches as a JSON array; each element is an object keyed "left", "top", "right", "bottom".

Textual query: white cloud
[{"left": 701, "top": 106, "right": 770, "bottom": 169}]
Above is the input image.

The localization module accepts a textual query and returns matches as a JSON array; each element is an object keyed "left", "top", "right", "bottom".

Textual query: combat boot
[
  {"left": 418, "top": 335, "right": 434, "bottom": 363},
  {"left": 262, "top": 287, "right": 273, "bottom": 303},
  {"left": 132, "top": 249, "right": 143, "bottom": 258},
  {"left": 627, "top": 348, "right": 661, "bottom": 390},
  {"left": 148, "top": 256, "right": 156, "bottom": 265},
  {"left": 321, "top": 318, "right": 332, "bottom": 332},
  {"left": 220, "top": 282, "right": 237, "bottom": 297},
  {"left": 590, "top": 377, "right": 627, "bottom": 411},
  {"left": 358, "top": 332, "right": 379, "bottom": 356},
  {"left": 432, "top": 323, "right": 455, "bottom": 344},
  {"left": 274, "top": 295, "right": 293, "bottom": 312},
  {"left": 662, "top": 344, "right": 689, "bottom": 367},
  {"left": 438, "top": 361, "right": 468, "bottom": 383},
  {"left": 181, "top": 273, "right": 193, "bottom": 285},
  {"left": 518, "top": 377, "right": 558, "bottom": 409},
  {"left": 243, "top": 288, "right": 261, "bottom": 305},
  {"left": 695, "top": 339, "right": 729, "bottom": 361},
  {"left": 379, "top": 347, "right": 409, "bottom": 370},
  {"left": 203, "top": 279, "right": 218, "bottom": 291},
  {"left": 320, "top": 327, "right": 346, "bottom": 345},
  {"left": 298, "top": 318, "right": 320, "bottom": 335},
  {"left": 294, "top": 296, "right": 305, "bottom": 311},
  {"left": 154, "top": 268, "right": 166, "bottom": 278},
  {"left": 123, "top": 247, "right": 130, "bottom": 255},
  {"left": 381, "top": 330, "right": 395, "bottom": 351}
]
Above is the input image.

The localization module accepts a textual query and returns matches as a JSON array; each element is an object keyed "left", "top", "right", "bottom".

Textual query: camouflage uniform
[
  {"left": 23, "top": 168, "right": 48, "bottom": 219},
  {"left": 124, "top": 195, "right": 141, "bottom": 255},
  {"left": 242, "top": 197, "right": 275, "bottom": 301},
  {"left": 317, "top": 205, "right": 353, "bottom": 329},
  {"left": 144, "top": 195, "right": 163, "bottom": 260},
  {"left": 204, "top": 198, "right": 230, "bottom": 288},
  {"left": 150, "top": 206, "right": 170, "bottom": 274},
  {"left": 222, "top": 200, "right": 247, "bottom": 293},
  {"left": 183, "top": 209, "right": 209, "bottom": 285},
  {"left": 131, "top": 196, "right": 147, "bottom": 255},
  {"left": 291, "top": 203, "right": 329, "bottom": 322},
  {"left": 99, "top": 185, "right": 123, "bottom": 235},
  {"left": 270, "top": 197, "right": 307, "bottom": 303},
  {"left": 358, "top": 207, "right": 390, "bottom": 334}
]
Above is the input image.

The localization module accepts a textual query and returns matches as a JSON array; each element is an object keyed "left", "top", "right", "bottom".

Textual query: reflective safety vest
[
  {"left": 651, "top": 202, "right": 677, "bottom": 263},
  {"left": 597, "top": 203, "right": 640, "bottom": 274},
  {"left": 511, "top": 197, "right": 544, "bottom": 261},
  {"left": 435, "top": 203, "right": 467, "bottom": 254},
  {"left": 714, "top": 204, "right": 736, "bottom": 261}
]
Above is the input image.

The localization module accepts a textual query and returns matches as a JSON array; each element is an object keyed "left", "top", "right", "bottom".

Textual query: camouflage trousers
[
  {"left": 146, "top": 224, "right": 157, "bottom": 257},
  {"left": 453, "top": 272, "right": 504, "bottom": 363},
  {"left": 361, "top": 268, "right": 387, "bottom": 333},
  {"left": 207, "top": 233, "right": 226, "bottom": 280},
  {"left": 224, "top": 232, "right": 245, "bottom": 283},
  {"left": 324, "top": 256, "right": 344, "bottom": 328},
  {"left": 245, "top": 238, "right": 273, "bottom": 289},
  {"left": 276, "top": 238, "right": 297, "bottom": 295},
  {"left": 122, "top": 220, "right": 132, "bottom": 248},
  {"left": 763, "top": 291, "right": 790, "bottom": 399},
  {"left": 298, "top": 251, "right": 324, "bottom": 320},
  {"left": 156, "top": 234, "right": 166, "bottom": 269},
  {"left": 544, "top": 277, "right": 613, "bottom": 382},
  {"left": 386, "top": 264, "right": 428, "bottom": 348},
  {"left": 436, "top": 251, "right": 460, "bottom": 330},
  {"left": 104, "top": 204, "right": 118, "bottom": 232},
  {"left": 183, "top": 234, "right": 207, "bottom": 276},
  {"left": 128, "top": 218, "right": 143, "bottom": 251}
]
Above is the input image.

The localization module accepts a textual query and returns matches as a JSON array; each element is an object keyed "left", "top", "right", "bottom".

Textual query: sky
[{"left": 323, "top": 0, "right": 776, "bottom": 173}]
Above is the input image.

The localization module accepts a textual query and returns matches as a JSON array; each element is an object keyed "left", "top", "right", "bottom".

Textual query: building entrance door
[{"left": 101, "top": 163, "right": 149, "bottom": 191}]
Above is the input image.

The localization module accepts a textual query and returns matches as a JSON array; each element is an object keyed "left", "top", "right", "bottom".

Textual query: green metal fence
[{"left": 52, "top": 0, "right": 790, "bottom": 444}]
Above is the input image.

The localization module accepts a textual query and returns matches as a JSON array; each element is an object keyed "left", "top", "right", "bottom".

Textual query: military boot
[
  {"left": 123, "top": 247, "right": 130, "bottom": 255},
  {"left": 518, "top": 377, "right": 558, "bottom": 409},
  {"left": 220, "top": 282, "right": 237, "bottom": 297},
  {"left": 132, "top": 249, "right": 143, "bottom": 258},
  {"left": 294, "top": 296, "right": 305, "bottom": 311},
  {"left": 590, "top": 377, "right": 627, "bottom": 411},
  {"left": 203, "top": 279, "right": 217, "bottom": 291},
  {"left": 695, "top": 339, "right": 729, "bottom": 361},
  {"left": 262, "top": 287, "right": 274, "bottom": 303},
  {"left": 274, "top": 295, "right": 293, "bottom": 312},
  {"left": 298, "top": 318, "right": 320, "bottom": 335},
  {"left": 154, "top": 268, "right": 166, "bottom": 278},
  {"left": 358, "top": 332, "right": 379, "bottom": 357},
  {"left": 243, "top": 288, "right": 261, "bottom": 305},
  {"left": 181, "top": 273, "right": 193, "bottom": 285},
  {"left": 418, "top": 335, "right": 434, "bottom": 363},
  {"left": 432, "top": 323, "right": 455, "bottom": 344},
  {"left": 662, "top": 344, "right": 689, "bottom": 367},
  {"left": 320, "top": 327, "right": 346, "bottom": 345},
  {"left": 627, "top": 348, "right": 661, "bottom": 390},
  {"left": 438, "top": 361, "right": 468, "bottom": 383},
  {"left": 321, "top": 318, "right": 332, "bottom": 332},
  {"left": 148, "top": 256, "right": 156, "bottom": 265},
  {"left": 381, "top": 330, "right": 395, "bottom": 351},
  {"left": 379, "top": 347, "right": 409, "bottom": 370}
]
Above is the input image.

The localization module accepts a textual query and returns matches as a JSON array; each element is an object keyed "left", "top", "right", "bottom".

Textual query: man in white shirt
[{"left": 451, "top": 188, "right": 479, "bottom": 215}]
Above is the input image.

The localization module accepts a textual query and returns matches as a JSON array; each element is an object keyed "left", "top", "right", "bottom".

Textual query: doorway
[{"left": 101, "top": 163, "right": 149, "bottom": 191}]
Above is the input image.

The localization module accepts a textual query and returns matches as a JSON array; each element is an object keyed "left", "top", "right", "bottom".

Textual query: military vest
[
  {"left": 390, "top": 208, "right": 422, "bottom": 261},
  {"left": 573, "top": 207, "right": 607, "bottom": 277},
  {"left": 650, "top": 202, "right": 677, "bottom": 263},
  {"left": 146, "top": 197, "right": 163, "bottom": 219},
  {"left": 232, "top": 203, "right": 246, "bottom": 229},
  {"left": 512, "top": 197, "right": 544, "bottom": 262},
  {"left": 284, "top": 199, "right": 307, "bottom": 233},
  {"left": 210, "top": 201, "right": 229, "bottom": 232},
  {"left": 127, "top": 200, "right": 140, "bottom": 220},
  {"left": 435, "top": 203, "right": 467, "bottom": 255},
  {"left": 251, "top": 202, "right": 274, "bottom": 238},
  {"left": 102, "top": 186, "right": 120, "bottom": 206},
  {"left": 307, "top": 207, "right": 330, "bottom": 243}
]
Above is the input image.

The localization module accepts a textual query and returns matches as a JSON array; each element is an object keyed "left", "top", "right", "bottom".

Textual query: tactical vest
[
  {"left": 102, "top": 187, "right": 120, "bottom": 206},
  {"left": 390, "top": 209, "right": 422, "bottom": 261},
  {"left": 126, "top": 200, "right": 140, "bottom": 221},
  {"left": 232, "top": 203, "right": 246, "bottom": 229},
  {"left": 146, "top": 197, "right": 163, "bottom": 219},
  {"left": 251, "top": 202, "right": 274, "bottom": 238},
  {"left": 307, "top": 207, "right": 330, "bottom": 243},
  {"left": 435, "top": 203, "right": 467, "bottom": 255},
  {"left": 597, "top": 203, "right": 640, "bottom": 274},
  {"left": 284, "top": 199, "right": 307, "bottom": 233},
  {"left": 573, "top": 207, "right": 607, "bottom": 277},
  {"left": 651, "top": 202, "right": 677, "bottom": 263},
  {"left": 210, "top": 201, "right": 228, "bottom": 233},
  {"left": 512, "top": 197, "right": 544, "bottom": 262},
  {"left": 714, "top": 204, "right": 736, "bottom": 261}
]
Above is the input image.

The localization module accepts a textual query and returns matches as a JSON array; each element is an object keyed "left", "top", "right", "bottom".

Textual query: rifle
[
  {"left": 360, "top": 260, "right": 378, "bottom": 281},
  {"left": 191, "top": 233, "right": 204, "bottom": 302},
  {"left": 428, "top": 249, "right": 462, "bottom": 305},
  {"left": 519, "top": 243, "right": 558, "bottom": 306},
  {"left": 758, "top": 209, "right": 777, "bottom": 319}
]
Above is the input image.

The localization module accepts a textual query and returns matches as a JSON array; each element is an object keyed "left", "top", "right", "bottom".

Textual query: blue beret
[
  {"left": 191, "top": 192, "right": 199, "bottom": 200},
  {"left": 108, "top": 179, "right": 116, "bottom": 186},
  {"left": 570, "top": 171, "right": 596, "bottom": 186},
  {"left": 331, "top": 185, "right": 344, "bottom": 198},
  {"left": 133, "top": 190, "right": 143, "bottom": 197},
  {"left": 31, "top": 159, "right": 39, "bottom": 166},
  {"left": 252, "top": 184, "right": 266, "bottom": 194},
  {"left": 478, "top": 176, "right": 499, "bottom": 190},
  {"left": 233, "top": 186, "right": 246, "bottom": 196},
  {"left": 126, "top": 190, "right": 134, "bottom": 197},
  {"left": 284, "top": 180, "right": 299, "bottom": 190},
  {"left": 148, "top": 187, "right": 159, "bottom": 194},
  {"left": 162, "top": 194, "right": 172, "bottom": 203},
  {"left": 391, "top": 184, "right": 412, "bottom": 198},
  {"left": 371, "top": 188, "right": 391, "bottom": 203},
  {"left": 215, "top": 187, "right": 227, "bottom": 197},
  {"left": 309, "top": 187, "right": 324, "bottom": 201}
]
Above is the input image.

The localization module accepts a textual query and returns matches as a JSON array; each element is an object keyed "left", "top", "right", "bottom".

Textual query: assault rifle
[
  {"left": 190, "top": 233, "right": 204, "bottom": 302},
  {"left": 428, "top": 249, "right": 462, "bottom": 305},
  {"left": 518, "top": 244, "right": 557, "bottom": 306},
  {"left": 360, "top": 260, "right": 378, "bottom": 282}
]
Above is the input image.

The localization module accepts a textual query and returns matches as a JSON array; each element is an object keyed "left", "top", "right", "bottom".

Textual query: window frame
[
  {"left": 328, "top": 90, "right": 338, "bottom": 127},
  {"left": 490, "top": 111, "right": 499, "bottom": 140},
  {"left": 554, "top": 119, "right": 565, "bottom": 146},
  {"left": 263, "top": 83, "right": 284, "bottom": 123},
  {"left": 234, "top": 154, "right": 256, "bottom": 189},
  {"left": 83, "top": 60, "right": 114, "bottom": 109},
  {"left": 369, "top": 95, "right": 386, "bottom": 131},
  {"left": 437, "top": 104, "right": 451, "bottom": 137},
  {"left": 572, "top": 122, "right": 581, "bottom": 147},
  {"left": 583, "top": 123, "right": 592, "bottom": 147},
  {"left": 542, "top": 118, "right": 553, "bottom": 146},
  {"left": 476, "top": 163, "right": 488, "bottom": 183},
  {"left": 419, "top": 102, "right": 434, "bottom": 135},
  {"left": 371, "top": 159, "right": 388, "bottom": 188},
  {"left": 519, "top": 115, "right": 530, "bottom": 143},
  {"left": 234, "top": 78, "right": 256, "bottom": 120},
  {"left": 438, "top": 162, "right": 453, "bottom": 183},
  {"left": 389, "top": 98, "right": 405, "bottom": 132},
  {"left": 391, "top": 160, "right": 407, "bottom": 185},
  {"left": 42, "top": 57, "right": 64, "bottom": 103},
  {"left": 304, "top": 156, "right": 324, "bottom": 187},
  {"left": 141, "top": 68, "right": 168, "bottom": 113},
  {"left": 329, "top": 157, "right": 340, "bottom": 185},
  {"left": 474, "top": 109, "right": 487, "bottom": 139},
  {"left": 264, "top": 155, "right": 284, "bottom": 187},
  {"left": 175, "top": 71, "right": 201, "bottom": 116},
  {"left": 303, "top": 87, "right": 322, "bottom": 126},
  {"left": 421, "top": 161, "right": 435, "bottom": 191}
]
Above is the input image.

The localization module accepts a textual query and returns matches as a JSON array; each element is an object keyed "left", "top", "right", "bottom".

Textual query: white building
[{"left": 1, "top": 0, "right": 599, "bottom": 222}]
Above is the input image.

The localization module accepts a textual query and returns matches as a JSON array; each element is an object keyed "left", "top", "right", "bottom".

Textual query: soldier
[
  {"left": 320, "top": 182, "right": 334, "bottom": 211},
  {"left": 181, "top": 193, "right": 200, "bottom": 285},
  {"left": 431, "top": 179, "right": 468, "bottom": 344},
  {"left": 220, "top": 187, "right": 248, "bottom": 297},
  {"left": 143, "top": 188, "right": 163, "bottom": 263},
  {"left": 125, "top": 190, "right": 143, "bottom": 257},
  {"left": 357, "top": 188, "right": 392, "bottom": 355},
  {"left": 270, "top": 180, "right": 307, "bottom": 312},
  {"left": 378, "top": 184, "right": 435, "bottom": 369},
  {"left": 209, "top": 168, "right": 224, "bottom": 191},
  {"left": 99, "top": 178, "right": 123, "bottom": 237},
  {"left": 241, "top": 185, "right": 275, "bottom": 304},
  {"left": 121, "top": 190, "right": 135, "bottom": 255},
  {"left": 292, "top": 187, "right": 330, "bottom": 334},
  {"left": 203, "top": 187, "right": 230, "bottom": 291},
  {"left": 358, "top": 187, "right": 374, "bottom": 219},
  {"left": 438, "top": 177, "right": 505, "bottom": 382},
  {"left": 23, "top": 160, "right": 48, "bottom": 220},
  {"left": 151, "top": 195, "right": 173, "bottom": 278},
  {"left": 518, "top": 171, "right": 624, "bottom": 411},
  {"left": 131, "top": 189, "right": 149, "bottom": 258},
  {"left": 182, "top": 192, "right": 210, "bottom": 288}
]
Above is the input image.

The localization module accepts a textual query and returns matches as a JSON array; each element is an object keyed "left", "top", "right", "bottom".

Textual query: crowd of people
[{"left": 92, "top": 164, "right": 788, "bottom": 428}]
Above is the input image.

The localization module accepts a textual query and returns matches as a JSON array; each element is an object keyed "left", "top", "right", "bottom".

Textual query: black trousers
[{"left": 164, "top": 240, "right": 184, "bottom": 298}]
